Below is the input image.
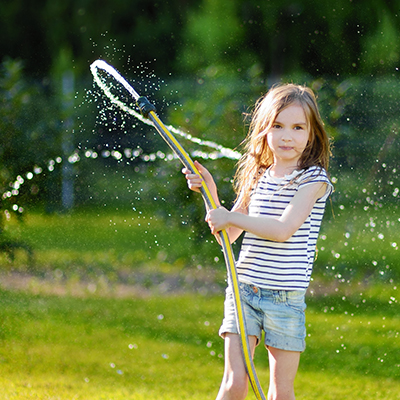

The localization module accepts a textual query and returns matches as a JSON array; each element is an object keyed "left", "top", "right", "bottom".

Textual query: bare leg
[
  {"left": 267, "top": 346, "right": 300, "bottom": 400},
  {"left": 216, "top": 333, "right": 258, "bottom": 400}
]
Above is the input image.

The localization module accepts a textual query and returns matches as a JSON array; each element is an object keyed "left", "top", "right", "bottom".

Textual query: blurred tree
[
  {"left": 0, "top": 58, "right": 63, "bottom": 260},
  {"left": 1, "top": 0, "right": 400, "bottom": 81},
  {"left": 178, "top": 0, "right": 400, "bottom": 78},
  {"left": 178, "top": 0, "right": 245, "bottom": 74},
  {"left": 0, "top": 58, "right": 61, "bottom": 214},
  {"left": 0, "top": 0, "right": 201, "bottom": 78},
  {"left": 1, "top": 0, "right": 400, "bottom": 216},
  {"left": 360, "top": 9, "right": 400, "bottom": 74}
]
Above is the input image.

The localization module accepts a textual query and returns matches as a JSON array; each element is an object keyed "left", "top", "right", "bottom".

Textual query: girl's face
[{"left": 266, "top": 103, "right": 310, "bottom": 170}]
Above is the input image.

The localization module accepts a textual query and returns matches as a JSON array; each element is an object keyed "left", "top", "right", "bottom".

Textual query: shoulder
[
  {"left": 297, "top": 166, "right": 330, "bottom": 185},
  {"left": 299, "top": 165, "right": 328, "bottom": 179},
  {"left": 297, "top": 166, "right": 333, "bottom": 200}
]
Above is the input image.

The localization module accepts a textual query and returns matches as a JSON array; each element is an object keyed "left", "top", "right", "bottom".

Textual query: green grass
[
  {"left": 2, "top": 209, "right": 227, "bottom": 294},
  {"left": 0, "top": 285, "right": 399, "bottom": 399},
  {"left": 0, "top": 290, "right": 226, "bottom": 400},
  {"left": 1, "top": 200, "right": 400, "bottom": 398},
  {"left": 311, "top": 201, "right": 400, "bottom": 282},
  {"left": 4, "top": 203, "right": 400, "bottom": 290}
]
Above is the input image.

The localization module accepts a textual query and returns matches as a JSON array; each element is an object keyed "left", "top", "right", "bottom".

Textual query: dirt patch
[
  {"left": 0, "top": 268, "right": 226, "bottom": 298},
  {"left": 0, "top": 269, "right": 360, "bottom": 299}
]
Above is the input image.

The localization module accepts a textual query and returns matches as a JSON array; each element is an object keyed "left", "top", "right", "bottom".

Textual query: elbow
[
  {"left": 272, "top": 230, "right": 295, "bottom": 242},
  {"left": 274, "top": 234, "right": 290, "bottom": 242},
  {"left": 268, "top": 221, "right": 297, "bottom": 242},
  {"left": 259, "top": 231, "right": 288, "bottom": 242}
]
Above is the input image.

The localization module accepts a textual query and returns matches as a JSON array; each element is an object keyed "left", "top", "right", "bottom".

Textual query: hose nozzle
[{"left": 136, "top": 96, "right": 156, "bottom": 118}]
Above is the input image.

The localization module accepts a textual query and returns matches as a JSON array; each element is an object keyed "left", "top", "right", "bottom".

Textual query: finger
[
  {"left": 182, "top": 167, "right": 198, "bottom": 176},
  {"left": 194, "top": 160, "right": 207, "bottom": 175},
  {"left": 194, "top": 160, "right": 203, "bottom": 170},
  {"left": 185, "top": 172, "right": 201, "bottom": 179},
  {"left": 186, "top": 179, "right": 202, "bottom": 189},
  {"left": 181, "top": 167, "right": 190, "bottom": 175},
  {"left": 188, "top": 177, "right": 203, "bottom": 186}
]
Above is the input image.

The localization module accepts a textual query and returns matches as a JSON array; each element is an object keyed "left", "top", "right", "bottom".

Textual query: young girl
[{"left": 183, "top": 83, "right": 333, "bottom": 400}]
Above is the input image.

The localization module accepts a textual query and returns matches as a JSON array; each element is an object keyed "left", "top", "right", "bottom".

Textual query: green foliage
[
  {"left": 361, "top": 10, "right": 400, "bottom": 74},
  {"left": 2, "top": 0, "right": 400, "bottom": 78},
  {"left": 174, "top": 0, "right": 400, "bottom": 77},
  {"left": 180, "top": 0, "right": 245, "bottom": 72},
  {"left": 0, "top": 0, "right": 201, "bottom": 78},
  {"left": 0, "top": 59, "right": 62, "bottom": 231},
  {"left": 2, "top": 2, "right": 400, "bottom": 284}
]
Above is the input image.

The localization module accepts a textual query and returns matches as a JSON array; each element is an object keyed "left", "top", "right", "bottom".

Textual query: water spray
[
  {"left": 90, "top": 60, "right": 241, "bottom": 160},
  {"left": 90, "top": 59, "right": 266, "bottom": 400}
]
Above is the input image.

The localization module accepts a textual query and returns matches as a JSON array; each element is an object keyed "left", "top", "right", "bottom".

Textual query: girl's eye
[
  {"left": 294, "top": 126, "right": 304, "bottom": 131},
  {"left": 272, "top": 124, "right": 281, "bottom": 129}
]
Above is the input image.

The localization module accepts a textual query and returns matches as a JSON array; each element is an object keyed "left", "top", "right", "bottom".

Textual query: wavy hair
[{"left": 234, "top": 83, "right": 331, "bottom": 208}]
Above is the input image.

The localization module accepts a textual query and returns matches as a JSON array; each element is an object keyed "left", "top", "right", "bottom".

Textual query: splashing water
[
  {"left": 90, "top": 59, "right": 241, "bottom": 160},
  {"left": 5, "top": 60, "right": 242, "bottom": 215},
  {"left": 2, "top": 141, "right": 233, "bottom": 216}
]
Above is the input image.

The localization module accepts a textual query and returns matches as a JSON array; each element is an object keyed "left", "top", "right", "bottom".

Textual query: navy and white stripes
[{"left": 237, "top": 166, "right": 333, "bottom": 291}]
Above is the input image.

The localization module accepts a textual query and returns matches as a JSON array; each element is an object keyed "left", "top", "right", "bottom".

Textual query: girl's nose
[{"left": 281, "top": 130, "right": 292, "bottom": 141}]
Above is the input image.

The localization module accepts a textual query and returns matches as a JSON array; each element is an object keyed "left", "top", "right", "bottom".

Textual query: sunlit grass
[
  {"left": 0, "top": 288, "right": 399, "bottom": 399},
  {"left": 313, "top": 201, "right": 400, "bottom": 282},
  {"left": 2, "top": 209, "right": 226, "bottom": 289},
  {"left": 0, "top": 290, "right": 226, "bottom": 399},
  {"left": 1, "top": 190, "right": 400, "bottom": 398},
  {"left": 4, "top": 201, "right": 400, "bottom": 284}
]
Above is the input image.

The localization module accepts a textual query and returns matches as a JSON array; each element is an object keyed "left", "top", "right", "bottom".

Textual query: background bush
[{"left": 1, "top": 1, "right": 400, "bottom": 282}]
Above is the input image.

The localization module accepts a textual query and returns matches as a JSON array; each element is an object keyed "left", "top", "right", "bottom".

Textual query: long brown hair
[{"left": 234, "top": 83, "right": 331, "bottom": 208}]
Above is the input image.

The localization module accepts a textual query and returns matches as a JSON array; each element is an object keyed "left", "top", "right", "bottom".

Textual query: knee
[{"left": 221, "top": 374, "right": 248, "bottom": 400}]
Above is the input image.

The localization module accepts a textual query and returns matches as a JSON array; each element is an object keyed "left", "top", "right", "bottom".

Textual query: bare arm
[{"left": 205, "top": 182, "right": 327, "bottom": 242}]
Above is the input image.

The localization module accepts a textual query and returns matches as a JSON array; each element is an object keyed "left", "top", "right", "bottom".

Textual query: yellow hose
[{"left": 147, "top": 110, "right": 266, "bottom": 400}]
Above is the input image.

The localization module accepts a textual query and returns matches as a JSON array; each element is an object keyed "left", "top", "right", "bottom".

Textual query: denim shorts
[{"left": 219, "top": 282, "right": 307, "bottom": 352}]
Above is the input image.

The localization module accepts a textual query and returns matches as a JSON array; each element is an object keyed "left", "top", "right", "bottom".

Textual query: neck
[{"left": 269, "top": 164, "right": 299, "bottom": 178}]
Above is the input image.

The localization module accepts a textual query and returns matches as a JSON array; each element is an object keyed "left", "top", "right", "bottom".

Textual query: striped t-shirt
[{"left": 236, "top": 166, "right": 333, "bottom": 291}]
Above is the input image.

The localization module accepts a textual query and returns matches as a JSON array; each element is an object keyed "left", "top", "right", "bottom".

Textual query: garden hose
[
  {"left": 136, "top": 96, "right": 266, "bottom": 400},
  {"left": 90, "top": 60, "right": 265, "bottom": 399}
]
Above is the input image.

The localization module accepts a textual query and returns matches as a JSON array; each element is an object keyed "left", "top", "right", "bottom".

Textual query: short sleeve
[{"left": 298, "top": 167, "right": 333, "bottom": 201}]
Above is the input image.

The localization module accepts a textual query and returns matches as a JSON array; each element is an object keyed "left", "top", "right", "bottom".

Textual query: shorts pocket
[{"left": 286, "top": 290, "right": 307, "bottom": 313}]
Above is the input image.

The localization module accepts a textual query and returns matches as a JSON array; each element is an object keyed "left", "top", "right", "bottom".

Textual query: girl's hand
[
  {"left": 205, "top": 207, "right": 231, "bottom": 234},
  {"left": 182, "top": 160, "right": 216, "bottom": 194}
]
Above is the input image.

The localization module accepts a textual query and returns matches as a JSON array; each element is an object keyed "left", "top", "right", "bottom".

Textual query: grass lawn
[
  {"left": 2, "top": 209, "right": 227, "bottom": 291},
  {"left": 0, "top": 206, "right": 399, "bottom": 399},
  {"left": 0, "top": 284, "right": 399, "bottom": 400},
  {"left": 3, "top": 203, "right": 400, "bottom": 292}
]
